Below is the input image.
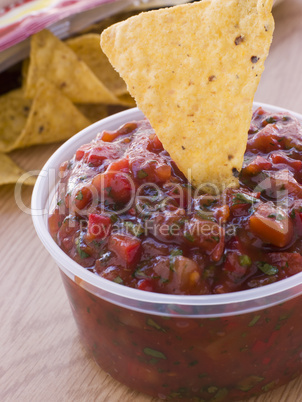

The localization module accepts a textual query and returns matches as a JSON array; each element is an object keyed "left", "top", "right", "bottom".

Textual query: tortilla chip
[
  {"left": 66, "top": 34, "right": 127, "bottom": 97},
  {"left": 21, "top": 58, "right": 29, "bottom": 87},
  {"left": 0, "top": 153, "right": 35, "bottom": 186},
  {"left": 19, "top": 79, "right": 91, "bottom": 149},
  {"left": 24, "top": 29, "right": 120, "bottom": 104},
  {"left": 116, "top": 93, "right": 136, "bottom": 107},
  {"left": 1, "top": 79, "right": 90, "bottom": 152},
  {"left": 77, "top": 103, "right": 109, "bottom": 123},
  {"left": 101, "top": 0, "right": 274, "bottom": 191},
  {"left": 0, "top": 88, "right": 31, "bottom": 152}
]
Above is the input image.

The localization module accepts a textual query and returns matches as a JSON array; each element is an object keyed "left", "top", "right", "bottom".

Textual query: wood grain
[{"left": 1, "top": 1, "right": 302, "bottom": 401}]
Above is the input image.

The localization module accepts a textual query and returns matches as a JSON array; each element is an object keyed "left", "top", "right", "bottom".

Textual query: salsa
[{"left": 49, "top": 107, "right": 302, "bottom": 295}]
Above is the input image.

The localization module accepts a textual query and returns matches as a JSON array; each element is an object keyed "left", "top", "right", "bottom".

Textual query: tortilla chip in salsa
[{"left": 101, "top": 0, "right": 274, "bottom": 191}]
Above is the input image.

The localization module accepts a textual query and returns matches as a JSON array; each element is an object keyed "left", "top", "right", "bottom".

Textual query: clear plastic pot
[{"left": 32, "top": 103, "right": 302, "bottom": 401}]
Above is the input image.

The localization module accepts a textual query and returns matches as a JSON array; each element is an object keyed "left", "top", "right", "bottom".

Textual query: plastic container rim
[{"left": 32, "top": 102, "right": 302, "bottom": 314}]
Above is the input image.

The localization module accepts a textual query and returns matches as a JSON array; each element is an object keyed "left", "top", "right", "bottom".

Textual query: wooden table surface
[{"left": 1, "top": 1, "right": 302, "bottom": 401}]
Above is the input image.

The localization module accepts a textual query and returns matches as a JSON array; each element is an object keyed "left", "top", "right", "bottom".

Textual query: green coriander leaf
[
  {"left": 257, "top": 262, "right": 278, "bottom": 276},
  {"left": 137, "top": 169, "right": 148, "bottom": 179},
  {"left": 143, "top": 347, "right": 166, "bottom": 359},
  {"left": 76, "top": 190, "right": 83, "bottom": 200},
  {"left": 239, "top": 255, "right": 252, "bottom": 267}
]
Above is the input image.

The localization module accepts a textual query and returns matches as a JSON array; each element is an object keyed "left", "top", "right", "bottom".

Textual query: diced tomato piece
[
  {"left": 48, "top": 207, "right": 64, "bottom": 238},
  {"left": 155, "top": 164, "right": 171, "bottom": 182},
  {"left": 247, "top": 124, "right": 281, "bottom": 153},
  {"left": 267, "top": 252, "right": 302, "bottom": 277},
  {"left": 73, "top": 186, "right": 93, "bottom": 210},
  {"left": 92, "top": 171, "right": 133, "bottom": 204},
  {"left": 87, "top": 214, "right": 112, "bottom": 240},
  {"left": 107, "top": 158, "right": 129, "bottom": 173},
  {"left": 57, "top": 216, "right": 80, "bottom": 252},
  {"left": 108, "top": 234, "right": 141, "bottom": 264},
  {"left": 100, "top": 131, "right": 121, "bottom": 142},
  {"left": 75, "top": 144, "right": 91, "bottom": 161},
  {"left": 137, "top": 279, "right": 154, "bottom": 292},
  {"left": 152, "top": 256, "right": 207, "bottom": 295},
  {"left": 151, "top": 134, "right": 163, "bottom": 150},
  {"left": 185, "top": 218, "right": 225, "bottom": 261},
  {"left": 270, "top": 169, "right": 302, "bottom": 198},
  {"left": 249, "top": 203, "right": 293, "bottom": 247},
  {"left": 243, "top": 156, "right": 272, "bottom": 175},
  {"left": 270, "top": 152, "right": 302, "bottom": 172},
  {"left": 59, "top": 160, "right": 69, "bottom": 173},
  {"left": 86, "top": 147, "right": 109, "bottom": 166},
  {"left": 100, "top": 122, "right": 138, "bottom": 142},
  {"left": 104, "top": 172, "right": 133, "bottom": 203},
  {"left": 214, "top": 205, "right": 230, "bottom": 223}
]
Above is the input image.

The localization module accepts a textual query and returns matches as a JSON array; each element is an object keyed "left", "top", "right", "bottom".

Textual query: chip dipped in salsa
[{"left": 49, "top": 107, "right": 302, "bottom": 296}]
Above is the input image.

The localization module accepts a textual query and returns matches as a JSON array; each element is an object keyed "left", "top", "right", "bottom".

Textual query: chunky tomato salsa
[{"left": 49, "top": 108, "right": 302, "bottom": 295}]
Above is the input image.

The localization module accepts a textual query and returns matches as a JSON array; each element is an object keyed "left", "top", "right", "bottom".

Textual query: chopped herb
[
  {"left": 239, "top": 255, "right": 252, "bottom": 267},
  {"left": 237, "top": 375, "right": 264, "bottom": 392},
  {"left": 233, "top": 193, "right": 258, "bottom": 205},
  {"left": 212, "top": 388, "right": 228, "bottom": 400},
  {"left": 208, "top": 386, "right": 218, "bottom": 394},
  {"left": 137, "top": 169, "right": 148, "bottom": 179},
  {"left": 268, "top": 214, "right": 276, "bottom": 219},
  {"left": 146, "top": 318, "right": 166, "bottom": 332},
  {"left": 257, "top": 262, "right": 278, "bottom": 276},
  {"left": 76, "top": 190, "right": 83, "bottom": 200},
  {"left": 189, "top": 360, "right": 198, "bottom": 366},
  {"left": 265, "top": 116, "right": 277, "bottom": 124},
  {"left": 143, "top": 347, "right": 166, "bottom": 359},
  {"left": 184, "top": 232, "right": 195, "bottom": 242},
  {"left": 113, "top": 276, "right": 123, "bottom": 284},
  {"left": 105, "top": 186, "right": 112, "bottom": 196},
  {"left": 276, "top": 213, "right": 286, "bottom": 221},
  {"left": 196, "top": 209, "right": 215, "bottom": 221},
  {"left": 92, "top": 240, "right": 103, "bottom": 248},
  {"left": 261, "top": 381, "right": 276, "bottom": 392},
  {"left": 277, "top": 136, "right": 285, "bottom": 142},
  {"left": 125, "top": 221, "right": 144, "bottom": 237},
  {"left": 110, "top": 214, "right": 118, "bottom": 223},
  {"left": 79, "top": 175, "right": 87, "bottom": 181},
  {"left": 170, "top": 249, "right": 183, "bottom": 257},
  {"left": 75, "top": 238, "right": 90, "bottom": 259},
  {"left": 57, "top": 199, "right": 63, "bottom": 206},
  {"left": 290, "top": 210, "right": 296, "bottom": 219},
  {"left": 248, "top": 315, "right": 261, "bottom": 327}
]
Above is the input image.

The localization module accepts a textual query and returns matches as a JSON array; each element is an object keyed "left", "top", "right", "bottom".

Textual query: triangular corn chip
[
  {"left": 66, "top": 34, "right": 128, "bottom": 97},
  {"left": 77, "top": 103, "right": 109, "bottom": 123},
  {"left": 24, "top": 30, "right": 120, "bottom": 104},
  {"left": 0, "top": 88, "right": 31, "bottom": 152},
  {"left": 1, "top": 79, "right": 90, "bottom": 152},
  {"left": 0, "top": 153, "right": 35, "bottom": 186},
  {"left": 101, "top": 0, "right": 274, "bottom": 190}
]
